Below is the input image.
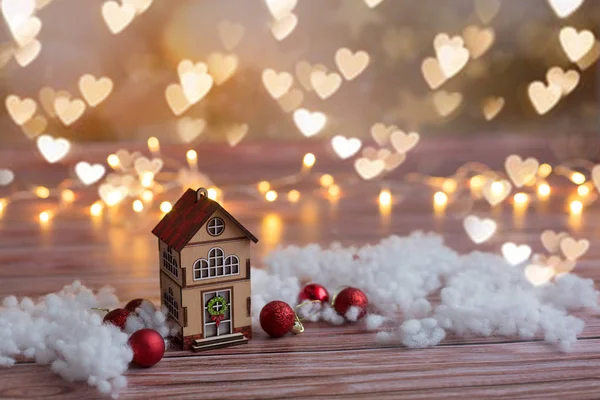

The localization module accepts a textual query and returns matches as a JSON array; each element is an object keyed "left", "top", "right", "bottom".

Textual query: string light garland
[{"left": 1, "top": 141, "right": 600, "bottom": 235}]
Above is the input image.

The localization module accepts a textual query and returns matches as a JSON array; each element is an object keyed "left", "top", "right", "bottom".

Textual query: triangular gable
[{"left": 152, "top": 188, "right": 258, "bottom": 252}]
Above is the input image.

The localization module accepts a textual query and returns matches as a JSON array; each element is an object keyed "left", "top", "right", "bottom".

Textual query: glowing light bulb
[
  {"left": 107, "top": 154, "right": 120, "bottom": 168},
  {"left": 186, "top": 150, "right": 198, "bottom": 169},
  {"left": 538, "top": 163, "right": 552, "bottom": 178},
  {"left": 433, "top": 191, "right": 448, "bottom": 217},
  {"left": 287, "top": 190, "right": 300, "bottom": 203},
  {"left": 328, "top": 185, "right": 340, "bottom": 198},
  {"left": 61, "top": 189, "right": 75, "bottom": 203},
  {"left": 186, "top": 149, "right": 197, "bottom": 161},
  {"left": 147, "top": 137, "right": 160, "bottom": 153},
  {"left": 140, "top": 172, "right": 154, "bottom": 188},
  {"left": 0, "top": 199, "right": 6, "bottom": 212},
  {"left": 142, "top": 190, "right": 154, "bottom": 202},
  {"left": 258, "top": 181, "right": 271, "bottom": 193},
  {"left": 39, "top": 211, "right": 50, "bottom": 223},
  {"left": 35, "top": 186, "right": 50, "bottom": 199},
  {"left": 571, "top": 172, "right": 586, "bottom": 185},
  {"left": 379, "top": 189, "right": 391, "bottom": 206},
  {"left": 577, "top": 184, "right": 590, "bottom": 197},
  {"left": 160, "top": 201, "right": 172, "bottom": 213},
  {"left": 434, "top": 191, "right": 448, "bottom": 207},
  {"left": 570, "top": 200, "right": 583, "bottom": 214},
  {"left": 265, "top": 190, "right": 278, "bottom": 202},
  {"left": 320, "top": 174, "right": 334, "bottom": 188},
  {"left": 261, "top": 213, "right": 282, "bottom": 247},
  {"left": 470, "top": 175, "right": 485, "bottom": 189},
  {"left": 133, "top": 200, "right": 144, "bottom": 213},
  {"left": 90, "top": 201, "right": 103, "bottom": 216},
  {"left": 514, "top": 192, "right": 529, "bottom": 205},
  {"left": 442, "top": 179, "right": 457, "bottom": 194},
  {"left": 207, "top": 187, "right": 219, "bottom": 201},
  {"left": 537, "top": 183, "right": 551, "bottom": 198},
  {"left": 303, "top": 153, "right": 316, "bottom": 168}
]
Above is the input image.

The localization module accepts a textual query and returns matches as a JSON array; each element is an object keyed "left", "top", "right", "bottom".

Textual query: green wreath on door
[{"left": 207, "top": 295, "right": 229, "bottom": 328}]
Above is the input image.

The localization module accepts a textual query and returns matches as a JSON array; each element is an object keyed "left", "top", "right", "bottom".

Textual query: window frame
[
  {"left": 224, "top": 255, "right": 240, "bottom": 275},
  {"left": 163, "top": 248, "right": 178, "bottom": 278},
  {"left": 206, "top": 217, "right": 225, "bottom": 237},
  {"left": 193, "top": 247, "right": 240, "bottom": 281},
  {"left": 164, "top": 287, "right": 179, "bottom": 320}
]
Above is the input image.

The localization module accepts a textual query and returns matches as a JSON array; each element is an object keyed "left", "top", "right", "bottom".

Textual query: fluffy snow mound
[
  {"left": 0, "top": 281, "right": 177, "bottom": 397},
  {"left": 0, "top": 281, "right": 131, "bottom": 397},
  {"left": 252, "top": 232, "right": 599, "bottom": 351}
]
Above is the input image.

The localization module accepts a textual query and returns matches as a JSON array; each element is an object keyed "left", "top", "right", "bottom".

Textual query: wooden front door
[{"left": 203, "top": 289, "right": 232, "bottom": 338}]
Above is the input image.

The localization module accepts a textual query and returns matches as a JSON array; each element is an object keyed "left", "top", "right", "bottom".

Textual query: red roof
[{"left": 152, "top": 188, "right": 258, "bottom": 251}]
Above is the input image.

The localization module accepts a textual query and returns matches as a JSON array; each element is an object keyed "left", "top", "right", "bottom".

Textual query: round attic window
[{"left": 207, "top": 217, "right": 225, "bottom": 236}]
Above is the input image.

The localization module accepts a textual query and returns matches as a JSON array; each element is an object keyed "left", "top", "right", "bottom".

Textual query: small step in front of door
[{"left": 192, "top": 332, "right": 248, "bottom": 352}]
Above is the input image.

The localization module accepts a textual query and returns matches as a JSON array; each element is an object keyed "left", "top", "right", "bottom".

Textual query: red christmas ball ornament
[
  {"left": 128, "top": 328, "right": 165, "bottom": 368},
  {"left": 333, "top": 287, "right": 369, "bottom": 320},
  {"left": 103, "top": 308, "right": 131, "bottom": 330},
  {"left": 298, "top": 283, "right": 330, "bottom": 304},
  {"left": 260, "top": 301, "right": 301, "bottom": 338},
  {"left": 124, "top": 298, "right": 154, "bottom": 313}
]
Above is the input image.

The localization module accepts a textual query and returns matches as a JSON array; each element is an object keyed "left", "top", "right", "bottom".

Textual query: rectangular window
[
  {"left": 246, "top": 297, "right": 251, "bottom": 317},
  {"left": 164, "top": 287, "right": 179, "bottom": 320},
  {"left": 163, "top": 249, "right": 178, "bottom": 278}
]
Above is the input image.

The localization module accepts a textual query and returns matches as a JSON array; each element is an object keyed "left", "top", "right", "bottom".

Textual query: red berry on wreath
[
  {"left": 298, "top": 283, "right": 330, "bottom": 304},
  {"left": 124, "top": 298, "right": 155, "bottom": 313},
  {"left": 260, "top": 300, "right": 303, "bottom": 338},
  {"left": 128, "top": 328, "right": 165, "bottom": 368},
  {"left": 103, "top": 308, "right": 131, "bottom": 330},
  {"left": 333, "top": 287, "right": 368, "bottom": 321}
]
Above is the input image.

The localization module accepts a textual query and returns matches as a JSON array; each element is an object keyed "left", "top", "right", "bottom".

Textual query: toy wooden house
[{"left": 152, "top": 187, "right": 258, "bottom": 351}]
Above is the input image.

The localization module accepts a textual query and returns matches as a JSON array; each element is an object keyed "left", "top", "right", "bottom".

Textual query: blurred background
[
  {"left": 1, "top": 0, "right": 599, "bottom": 295},
  {"left": 0, "top": 0, "right": 599, "bottom": 150}
]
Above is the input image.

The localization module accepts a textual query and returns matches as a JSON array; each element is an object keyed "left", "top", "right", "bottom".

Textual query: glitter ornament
[
  {"left": 259, "top": 300, "right": 304, "bottom": 338},
  {"left": 124, "top": 298, "right": 155, "bottom": 313},
  {"left": 298, "top": 283, "right": 330, "bottom": 304},
  {"left": 102, "top": 308, "right": 131, "bottom": 330},
  {"left": 128, "top": 328, "right": 165, "bottom": 367},
  {"left": 333, "top": 287, "right": 368, "bottom": 320}
]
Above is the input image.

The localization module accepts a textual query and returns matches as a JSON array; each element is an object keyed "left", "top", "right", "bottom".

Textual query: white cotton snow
[
  {"left": 432, "top": 251, "right": 597, "bottom": 350},
  {"left": 400, "top": 318, "right": 446, "bottom": 348},
  {"left": 0, "top": 281, "right": 132, "bottom": 397},
  {"left": 124, "top": 302, "right": 181, "bottom": 343},
  {"left": 0, "top": 281, "right": 179, "bottom": 398},
  {"left": 250, "top": 268, "right": 302, "bottom": 331},
  {"left": 254, "top": 232, "right": 599, "bottom": 351},
  {"left": 345, "top": 306, "right": 361, "bottom": 322},
  {"left": 365, "top": 314, "right": 386, "bottom": 331},
  {"left": 321, "top": 304, "right": 345, "bottom": 325}
]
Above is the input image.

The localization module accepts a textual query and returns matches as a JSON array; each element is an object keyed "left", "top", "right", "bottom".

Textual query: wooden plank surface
[
  {"left": 2, "top": 339, "right": 600, "bottom": 399},
  {"left": 1, "top": 138, "right": 599, "bottom": 399}
]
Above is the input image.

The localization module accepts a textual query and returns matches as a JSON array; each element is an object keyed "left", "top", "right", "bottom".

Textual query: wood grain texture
[{"left": 0, "top": 139, "right": 599, "bottom": 399}]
